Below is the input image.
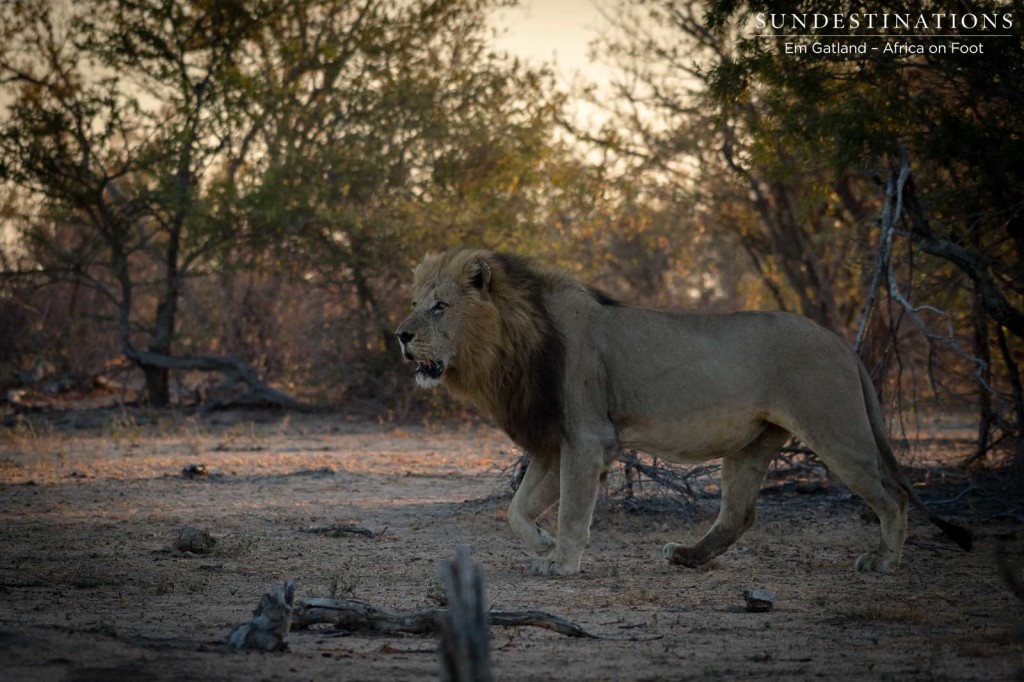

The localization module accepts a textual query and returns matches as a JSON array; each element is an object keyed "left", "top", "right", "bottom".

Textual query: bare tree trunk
[
  {"left": 994, "top": 324, "right": 1024, "bottom": 488},
  {"left": 140, "top": 85, "right": 197, "bottom": 407},
  {"left": 349, "top": 244, "right": 399, "bottom": 360},
  {"left": 971, "top": 284, "right": 994, "bottom": 461},
  {"left": 141, "top": 364, "right": 170, "bottom": 407},
  {"left": 142, "top": 283, "right": 178, "bottom": 408},
  {"left": 437, "top": 550, "right": 492, "bottom": 682}
]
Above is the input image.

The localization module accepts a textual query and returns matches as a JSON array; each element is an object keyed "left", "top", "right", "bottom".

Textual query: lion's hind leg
[
  {"left": 805, "top": 436, "right": 909, "bottom": 573},
  {"left": 825, "top": 452, "right": 908, "bottom": 573},
  {"left": 664, "top": 425, "right": 789, "bottom": 568}
]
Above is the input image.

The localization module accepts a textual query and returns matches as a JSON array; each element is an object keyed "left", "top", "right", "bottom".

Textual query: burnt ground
[{"left": 0, "top": 409, "right": 1021, "bottom": 681}]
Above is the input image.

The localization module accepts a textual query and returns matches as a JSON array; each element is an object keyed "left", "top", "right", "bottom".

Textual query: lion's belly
[{"left": 615, "top": 410, "right": 768, "bottom": 464}]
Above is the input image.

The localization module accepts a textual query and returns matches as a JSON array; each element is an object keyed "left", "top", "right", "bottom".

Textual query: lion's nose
[{"left": 397, "top": 331, "right": 415, "bottom": 344}]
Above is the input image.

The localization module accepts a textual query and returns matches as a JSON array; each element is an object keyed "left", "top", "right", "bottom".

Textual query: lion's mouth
[{"left": 415, "top": 359, "right": 445, "bottom": 379}]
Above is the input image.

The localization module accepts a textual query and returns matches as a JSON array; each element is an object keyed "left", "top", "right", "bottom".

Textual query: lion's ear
[{"left": 469, "top": 258, "right": 491, "bottom": 293}]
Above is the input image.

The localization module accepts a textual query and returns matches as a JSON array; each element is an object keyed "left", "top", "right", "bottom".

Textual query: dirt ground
[{"left": 0, "top": 409, "right": 1021, "bottom": 681}]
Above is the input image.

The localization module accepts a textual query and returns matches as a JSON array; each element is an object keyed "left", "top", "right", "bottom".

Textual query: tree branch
[
  {"left": 902, "top": 181, "right": 1024, "bottom": 341},
  {"left": 879, "top": 155, "right": 1004, "bottom": 405}
]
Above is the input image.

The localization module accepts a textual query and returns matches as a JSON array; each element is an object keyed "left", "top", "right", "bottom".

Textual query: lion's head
[
  {"left": 395, "top": 249, "right": 566, "bottom": 456},
  {"left": 395, "top": 249, "right": 502, "bottom": 390}
]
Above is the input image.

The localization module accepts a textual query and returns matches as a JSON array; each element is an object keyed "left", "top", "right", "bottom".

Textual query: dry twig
[{"left": 300, "top": 524, "right": 378, "bottom": 538}]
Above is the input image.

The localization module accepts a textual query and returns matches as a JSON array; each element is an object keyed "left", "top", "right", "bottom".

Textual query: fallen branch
[
  {"left": 301, "top": 524, "right": 378, "bottom": 538},
  {"left": 123, "top": 347, "right": 310, "bottom": 412},
  {"left": 488, "top": 610, "right": 598, "bottom": 638},
  {"left": 291, "top": 598, "right": 599, "bottom": 639},
  {"left": 759, "top": 480, "right": 827, "bottom": 496},
  {"left": 765, "top": 464, "right": 819, "bottom": 479}
]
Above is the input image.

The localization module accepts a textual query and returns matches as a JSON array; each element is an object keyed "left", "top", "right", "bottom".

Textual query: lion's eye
[{"left": 432, "top": 301, "right": 448, "bottom": 314}]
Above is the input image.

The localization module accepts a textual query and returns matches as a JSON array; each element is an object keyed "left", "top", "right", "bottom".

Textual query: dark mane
[{"left": 491, "top": 253, "right": 566, "bottom": 458}]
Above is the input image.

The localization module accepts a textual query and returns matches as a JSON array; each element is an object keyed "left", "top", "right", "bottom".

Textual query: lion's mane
[{"left": 416, "top": 250, "right": 572, "bottom": 458}]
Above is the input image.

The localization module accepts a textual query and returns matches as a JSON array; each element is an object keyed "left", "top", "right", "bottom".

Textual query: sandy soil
[{"left": 0, "top": 409, "right": 1021, "bottom": 681}]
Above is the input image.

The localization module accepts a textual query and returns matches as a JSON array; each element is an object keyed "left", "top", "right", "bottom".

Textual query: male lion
[{"left": 396, "top": 249, "right": 971, "bottom": 576}]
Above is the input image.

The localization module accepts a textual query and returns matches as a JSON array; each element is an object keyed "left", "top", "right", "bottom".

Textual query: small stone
[
  {"left": 743, "top": 588, "right": 775, "bottom": 613},
  {"left": 175, "top": 527, "right": 216, "bottom": 554},
  {"left": 182, "top": 463, "right": 208, "bottom": 479}
]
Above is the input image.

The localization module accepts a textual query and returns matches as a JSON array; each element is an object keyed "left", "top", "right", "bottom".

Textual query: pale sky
[
  {"left": 492, "top": 0, "right": 611, "bottom": 90},
  {"left": 491, "top": 0, "right": 615, "bottom": 133}
]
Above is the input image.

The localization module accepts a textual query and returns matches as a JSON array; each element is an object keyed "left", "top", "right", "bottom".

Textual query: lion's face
[
  {"left": 395, "top": 253, "right": 498, "bottom": 389},
  {"left": 395, "top": 276, "right": 463, "bottom": 389}
]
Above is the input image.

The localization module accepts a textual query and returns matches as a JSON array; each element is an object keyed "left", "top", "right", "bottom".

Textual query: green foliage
[
  {"left": 593, "top": 0, "right": 1024, "bottom": 471},
  {"left": 704, "top": 0, "right": 1024, "bottom": 243},
  {"left": 588, "top": 0, "right": 881, "bottom": 329},
  {"left": 0, "top": 0, "right": 577, "bottom": 405}
]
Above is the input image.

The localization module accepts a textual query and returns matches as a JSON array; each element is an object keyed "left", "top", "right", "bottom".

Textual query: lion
[{"left": 395, "top": 249, "right": 972, "bottom": 576}]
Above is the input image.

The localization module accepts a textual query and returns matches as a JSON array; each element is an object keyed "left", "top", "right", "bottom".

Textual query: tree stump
[
  {"left": 227, "top": 580, "right": 295, "bottom": 651},
  {"left": 436, "top": 549, "right": 492, "bottom": 682}
]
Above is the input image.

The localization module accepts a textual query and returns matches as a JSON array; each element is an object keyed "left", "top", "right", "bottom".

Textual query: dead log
[
  {"left": 300, "top": 524, "right": 377, "bottom": 539},
  {"left": 487, "top": 610, "right": 598, "bottom": 638},
  {"left": 292, "top": 598, "right": 438, "bottom": 635},
  {"left": 437, "top": 550, "right": 491, "bottom": 682},
  {"left": 122, "top": 348, "right": 309, "bottom": 411},
  {"left": 290, "top": 599, "right": 599, "bottom": 639},
  {"left": 228, "top": 580, "right": 295, "bottom": 651}
]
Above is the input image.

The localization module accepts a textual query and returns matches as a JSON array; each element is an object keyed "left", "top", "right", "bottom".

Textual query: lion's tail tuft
[{"left": 929, "top": 515, "right": 974, "bottom": 551}]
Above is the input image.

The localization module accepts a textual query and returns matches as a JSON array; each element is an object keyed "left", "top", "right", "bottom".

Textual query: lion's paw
[
  {"left": 854, "top": 553, "right": 895, "bottom": 573},
  {"left": 663, "top": 542, "right": 705, "bottom": 568},
  {"left": 528, "top": 556, "right": 580, "bottom": 576}
]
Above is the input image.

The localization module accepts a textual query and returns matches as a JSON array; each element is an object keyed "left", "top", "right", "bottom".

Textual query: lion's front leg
[
  {"left": 507, "top": 455, "right": 559, "bottom": 554},
  {"left": 529, "top": 451, "right": 603, "bottom": 576}
]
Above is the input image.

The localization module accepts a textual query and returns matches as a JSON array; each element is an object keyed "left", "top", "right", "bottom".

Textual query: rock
[
  {"left": 743, "top": 588, "right": 775, "bottom": 613},
  {"left": 175, "top": 527, "right": 216, "bottom": 554},
  {"left": 182, "top": 463, "right": 208, "bottom": 479}
]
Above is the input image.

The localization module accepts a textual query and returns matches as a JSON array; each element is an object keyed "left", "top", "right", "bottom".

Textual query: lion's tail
[{"left": 857, "top": 359, "right": 973, "bottom": 551}]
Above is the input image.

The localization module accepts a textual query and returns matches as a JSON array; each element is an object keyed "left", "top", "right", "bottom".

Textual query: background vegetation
[{"left": 2, "top": 0, "right": 1022, "bottom": 480}]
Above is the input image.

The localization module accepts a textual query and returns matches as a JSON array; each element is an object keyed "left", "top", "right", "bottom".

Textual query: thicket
[{"left": 1, "top": 0, "right": 1021, "bottom": 477}]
